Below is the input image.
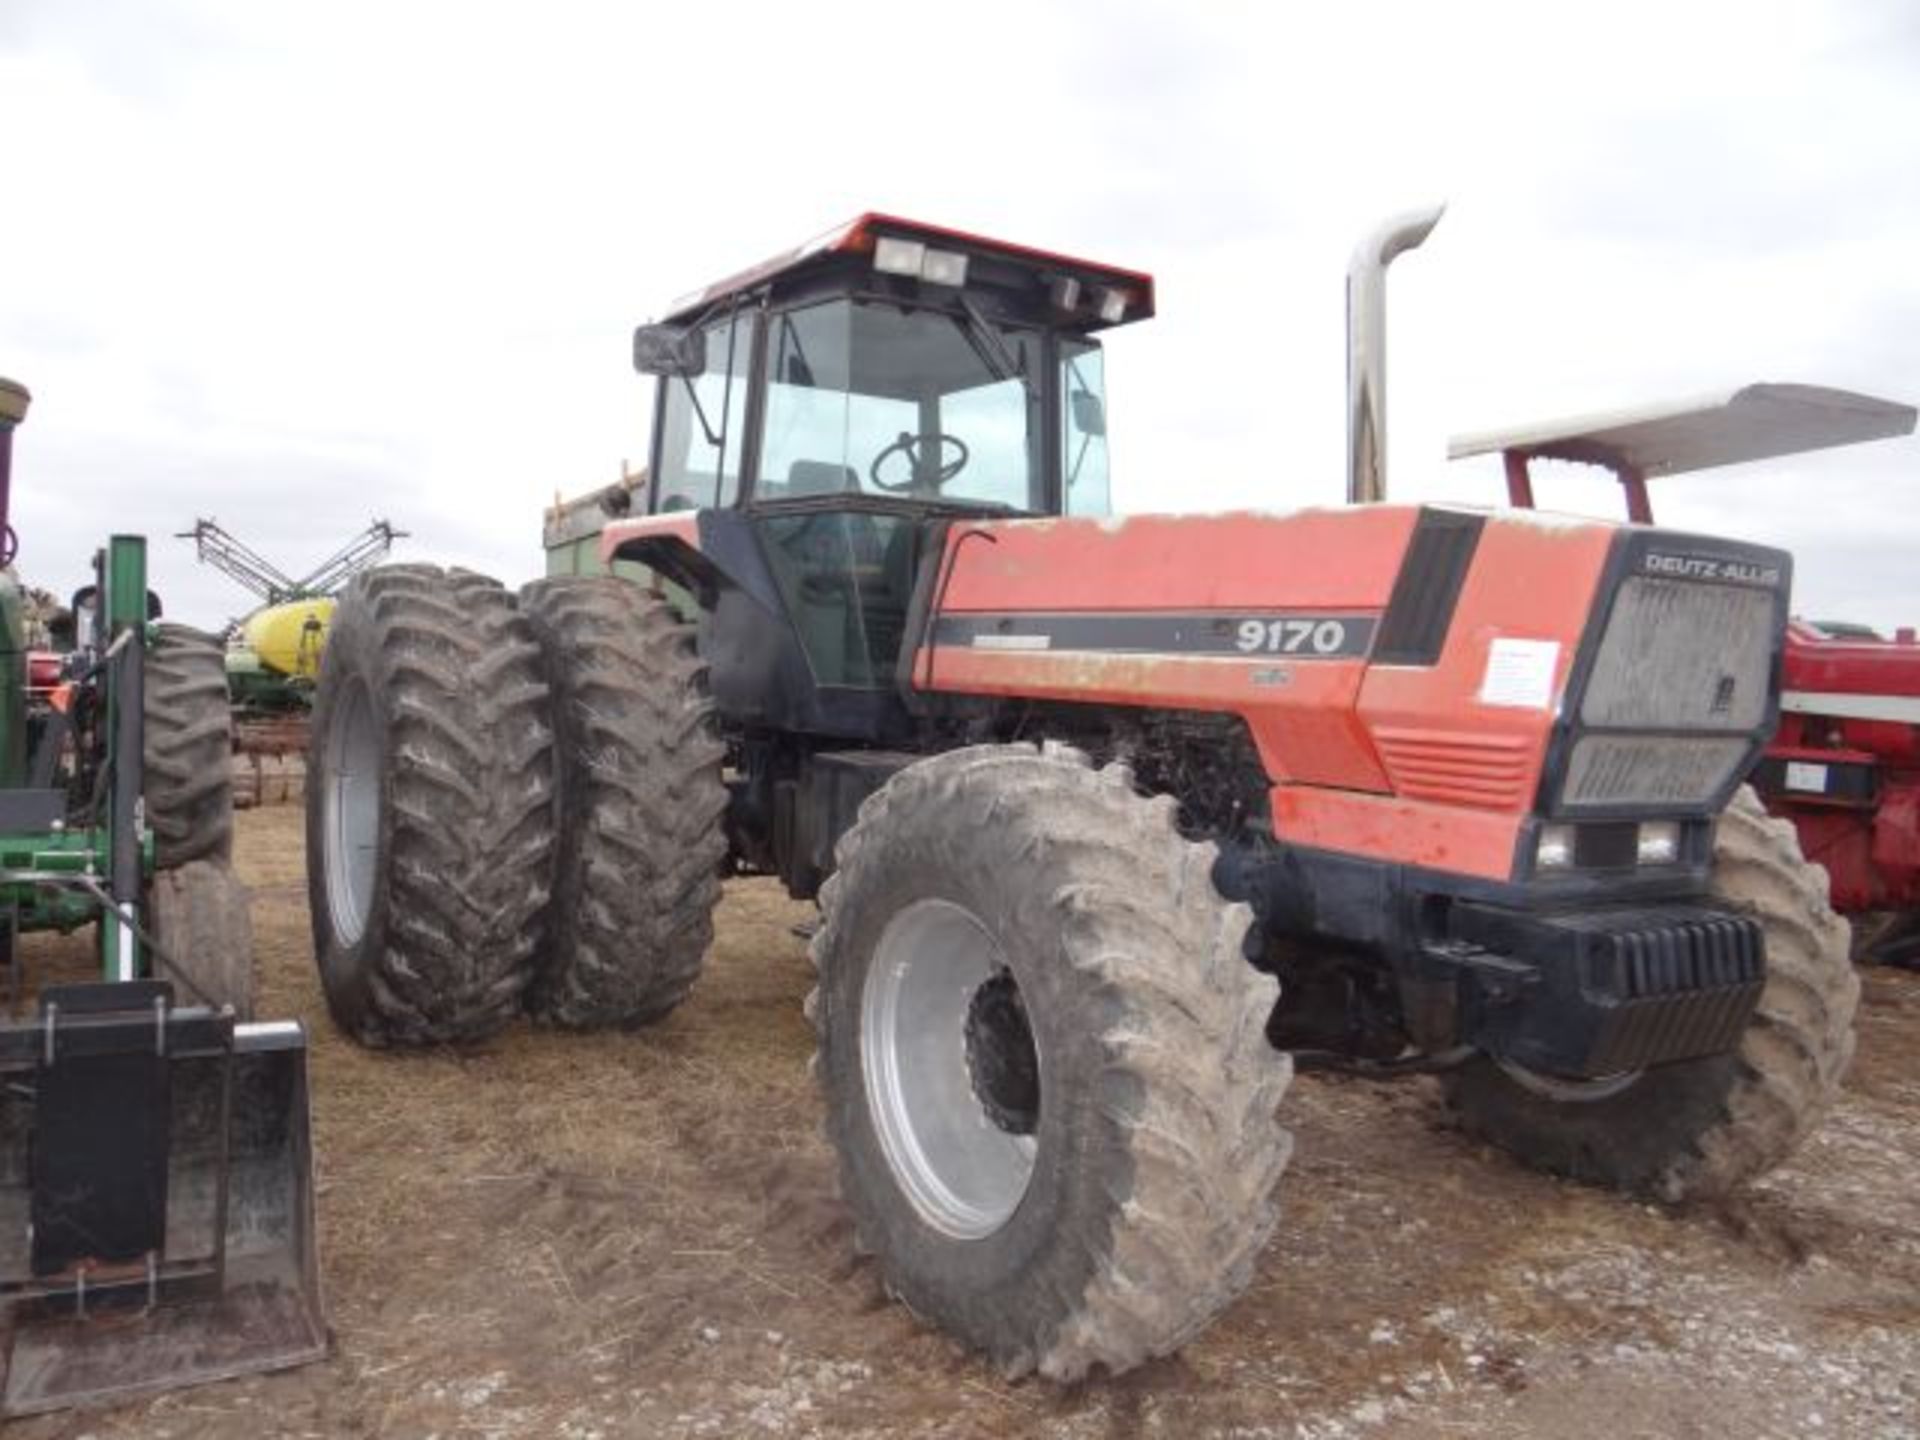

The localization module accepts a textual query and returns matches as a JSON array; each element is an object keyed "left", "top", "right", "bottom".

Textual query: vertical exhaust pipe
[{"left": 1346, "top": 205, "right": 1445, "bottom": 504}]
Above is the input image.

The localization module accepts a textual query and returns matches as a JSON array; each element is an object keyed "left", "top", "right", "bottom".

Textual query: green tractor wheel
[
  {"left": 144, "top": 623, "right": 234, "bottom": 867},
  {"left": 149, "top": 859, "right": 255, "bottom": 1018}
]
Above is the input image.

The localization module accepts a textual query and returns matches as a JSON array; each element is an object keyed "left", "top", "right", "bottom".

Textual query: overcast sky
[{"left": 2, "top": 0, "right": 1916, "bottom": 630}]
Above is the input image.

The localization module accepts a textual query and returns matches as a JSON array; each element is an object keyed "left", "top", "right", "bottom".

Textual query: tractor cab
[{"left": 626, "top": 216, "right": 1150, "bottom": 708}]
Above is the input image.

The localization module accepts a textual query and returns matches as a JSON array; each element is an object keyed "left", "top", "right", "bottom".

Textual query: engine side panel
[
  {"left": 923, "top": 507, "right": 1418, "bottom": 793},
  {"left": 914, "top": 505, "right": 1623, "bottom": 881}
]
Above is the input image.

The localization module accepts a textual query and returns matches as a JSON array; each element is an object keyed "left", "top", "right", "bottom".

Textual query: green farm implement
[{"left": 0, "top": 377, "right": 323, "bottom": 1415}]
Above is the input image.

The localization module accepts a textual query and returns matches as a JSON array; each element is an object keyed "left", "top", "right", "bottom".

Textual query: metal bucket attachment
[{"left": 0, "top": 983, "right": 324, "bottom": 1416}]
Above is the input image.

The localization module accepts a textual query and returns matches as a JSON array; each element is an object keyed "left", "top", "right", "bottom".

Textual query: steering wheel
[{"left": 869, "top": 431, "right": 969, "bottom": 493}]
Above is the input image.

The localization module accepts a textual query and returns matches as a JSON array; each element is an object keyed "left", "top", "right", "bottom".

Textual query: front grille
[
  {"left": 1563, "top": 735, "right": 1750, "bottom": 807},
  {"left": 1581, "top": 578, "right": 1774, "bottom": 730}
]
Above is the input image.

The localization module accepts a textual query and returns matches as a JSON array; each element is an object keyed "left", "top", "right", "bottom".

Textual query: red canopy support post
[
  {"left": 1618, "top": 464, "right": 1654, "bottom": 524},
  {"left": 1502, "top": 450, "right": 1535, "bottom": 509}
]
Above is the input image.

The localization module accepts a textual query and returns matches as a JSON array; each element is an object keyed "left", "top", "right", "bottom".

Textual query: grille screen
[
  {"left": 1564, "top": 735, "right": 1750, "bottom": 807},
  {"left": 1580, "top": 578, "right": 1774, "bottom": 731}
]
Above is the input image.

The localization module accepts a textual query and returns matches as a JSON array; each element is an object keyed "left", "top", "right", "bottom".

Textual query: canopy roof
[{"left": 1449, "top": 383, "right": 1916, "bottom": 479}]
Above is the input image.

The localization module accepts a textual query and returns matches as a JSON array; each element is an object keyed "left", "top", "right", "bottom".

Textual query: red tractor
[
  {"left": 1452, "top": 386, "right": 1920, "bottom": 963},
  {"left": 306, "top": 209, "right": 1856, "bottom": 1379}
]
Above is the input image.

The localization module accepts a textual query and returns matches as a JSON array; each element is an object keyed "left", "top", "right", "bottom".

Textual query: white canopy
[{"left": 1449, "top": 383, "right": 1915, "bottom": 478}]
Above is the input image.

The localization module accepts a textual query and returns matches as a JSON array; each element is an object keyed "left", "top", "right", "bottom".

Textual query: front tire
[
  {"left": 810, "top": 743, "right": 1293, "bottom": 1380},
  {"left": 150, "top": 859, "right": 255, "bottom": 1019},
  {"left": 306, "top": 565, "right": 555, "bottom": 1046},
  {"left": 519, "top": 578, "right": 727, "bottom": 1028},
  {"left": 1444, "top": 785, "right": 1858, "bottom": 1200}
]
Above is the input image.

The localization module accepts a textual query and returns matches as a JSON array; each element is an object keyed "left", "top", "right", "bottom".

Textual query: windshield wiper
[
  {"left": 681, "top": 375, "right": 723, "bottom": 448},
  {"left": 679, "top": 301, "right": 742, "bottom": 450},
  {"left": 956, "top": 296, "right": 1038, "bottom": 403},
  {"left": 775, "top": 312, "right": 816, "bottom": 388},
  {"left": 1064, "top": 354, "right": 1094, "bottom": 489}
]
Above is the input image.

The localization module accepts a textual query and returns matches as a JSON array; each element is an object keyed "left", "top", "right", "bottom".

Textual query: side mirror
[
  {"left": 632, "top": 323, "right": 707, "bottom": 378},
  {"left": 1070, "top": 389, "right": 1107, "bottom": 438}
]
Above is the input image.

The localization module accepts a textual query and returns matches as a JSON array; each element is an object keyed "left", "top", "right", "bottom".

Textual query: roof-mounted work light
[{"left": 874, "top": 236, "right": 970, "bottom": 287}]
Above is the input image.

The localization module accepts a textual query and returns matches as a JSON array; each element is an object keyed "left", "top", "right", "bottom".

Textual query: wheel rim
[
  {"left": 1495, "top": 1056, "right": 1643, "bottom": 1103},
  {"left": 861, "top": 899, "right": 1039, "bottom": 1240},
  {"left": 322, "top": 678, "right": 381, "bottom": 946}
]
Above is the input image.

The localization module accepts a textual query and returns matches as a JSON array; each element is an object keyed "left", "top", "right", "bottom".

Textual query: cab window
[
  {"left": 652, "top": 308, "right": 754, "bottom": 512},
  {"left": 1061, "top": 339, "right": 1110, "bottom": 517}
]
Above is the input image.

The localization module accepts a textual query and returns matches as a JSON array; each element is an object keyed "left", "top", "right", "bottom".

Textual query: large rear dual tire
[
  {"left": 307, "top": 569, "right": 725, "bottom": 1044},
  {"left": 307, "top": 566, "right": 557, "bottom": 1045},
  {"left": 519, "top": 578, "right": 727, "bottom": 1029}
]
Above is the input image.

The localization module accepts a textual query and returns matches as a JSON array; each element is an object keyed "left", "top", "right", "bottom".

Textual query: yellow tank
[{"left": 241, "top": 597, "right": 335, "bottom": 678}]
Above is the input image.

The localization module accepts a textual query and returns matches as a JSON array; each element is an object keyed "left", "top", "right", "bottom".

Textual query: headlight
[
  {"left": 1637, "top": 821, "right": 1681, "bottom": 865},
  {"left": 1536, "top": 823, "right": 1577, "bottom": 870}
]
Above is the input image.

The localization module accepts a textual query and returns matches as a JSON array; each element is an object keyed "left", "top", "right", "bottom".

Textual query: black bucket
[{"left": 0, "top": 989, "right": 324, "bottom": 1415}]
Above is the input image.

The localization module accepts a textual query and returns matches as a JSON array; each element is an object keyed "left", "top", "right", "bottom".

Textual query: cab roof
[{"left": 658, "top": 212, "right": 1157, "bottom": 330}]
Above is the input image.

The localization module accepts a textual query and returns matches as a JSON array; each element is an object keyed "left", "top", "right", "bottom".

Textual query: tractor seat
[{"left": 786, "top": 460, "right": 859, "bottom": 497}]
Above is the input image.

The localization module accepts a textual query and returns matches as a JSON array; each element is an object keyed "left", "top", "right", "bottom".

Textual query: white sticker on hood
[{"left": 1480, "top": 638, "right": 1560, "bottom": 710}]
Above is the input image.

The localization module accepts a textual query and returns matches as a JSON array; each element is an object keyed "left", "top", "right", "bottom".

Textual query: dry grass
[{"left": 8, "top": 802, "right": 1920, "bottom": 1438}]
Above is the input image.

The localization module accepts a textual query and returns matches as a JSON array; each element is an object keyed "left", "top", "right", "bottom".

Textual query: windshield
[{"left": 757, "top": 298, "right": 1041, "bottom": 510}]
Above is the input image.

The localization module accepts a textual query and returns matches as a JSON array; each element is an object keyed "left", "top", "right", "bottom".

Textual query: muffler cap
[{"left": 0, "top": 378, "right": 30, "bottom": 427}]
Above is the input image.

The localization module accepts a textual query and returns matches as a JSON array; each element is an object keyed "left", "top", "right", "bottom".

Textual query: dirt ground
[{"left": 13, "top": 800, "right": 1920, "bottom": 1439}]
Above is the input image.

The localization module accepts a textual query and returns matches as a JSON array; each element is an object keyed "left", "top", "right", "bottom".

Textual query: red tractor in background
[
  {"left": 1774, "top": 621, "right": 1920, "bottom": 962},
  {"left": 1453, "top": 387, "right": 1920, "bottom": 963}
]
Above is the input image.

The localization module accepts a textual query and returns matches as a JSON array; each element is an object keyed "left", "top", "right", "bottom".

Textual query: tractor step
[{"left": 0, "top": 983, "right": 324, "bottom": 1416}]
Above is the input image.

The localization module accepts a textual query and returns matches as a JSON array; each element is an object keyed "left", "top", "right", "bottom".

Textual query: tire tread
[
  {"left": 810, "top": 742, "right": 1293, "bottom": 1380},
  {"left": 520, "top": 578, "right": 726, "bottom": 1028},
  {"left": 307, "top": 565, "right": 554, "bottom": 1045}
]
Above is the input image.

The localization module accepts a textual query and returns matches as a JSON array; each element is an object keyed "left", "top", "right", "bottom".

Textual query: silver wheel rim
[
  {"left": 1495, "top": 1056, "right": 1643, "bottom": 1103},
  {"left": 322, "top": 678, "right": 381, "bottom": 946},
  {"left": 861, "top": 899, "right": 1038, "bottom": 1240}
]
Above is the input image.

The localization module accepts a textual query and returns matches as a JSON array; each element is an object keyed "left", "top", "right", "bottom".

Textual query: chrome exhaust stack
[{"left": 1346, "top": 204, "right": 1445, "bottom": 504}]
